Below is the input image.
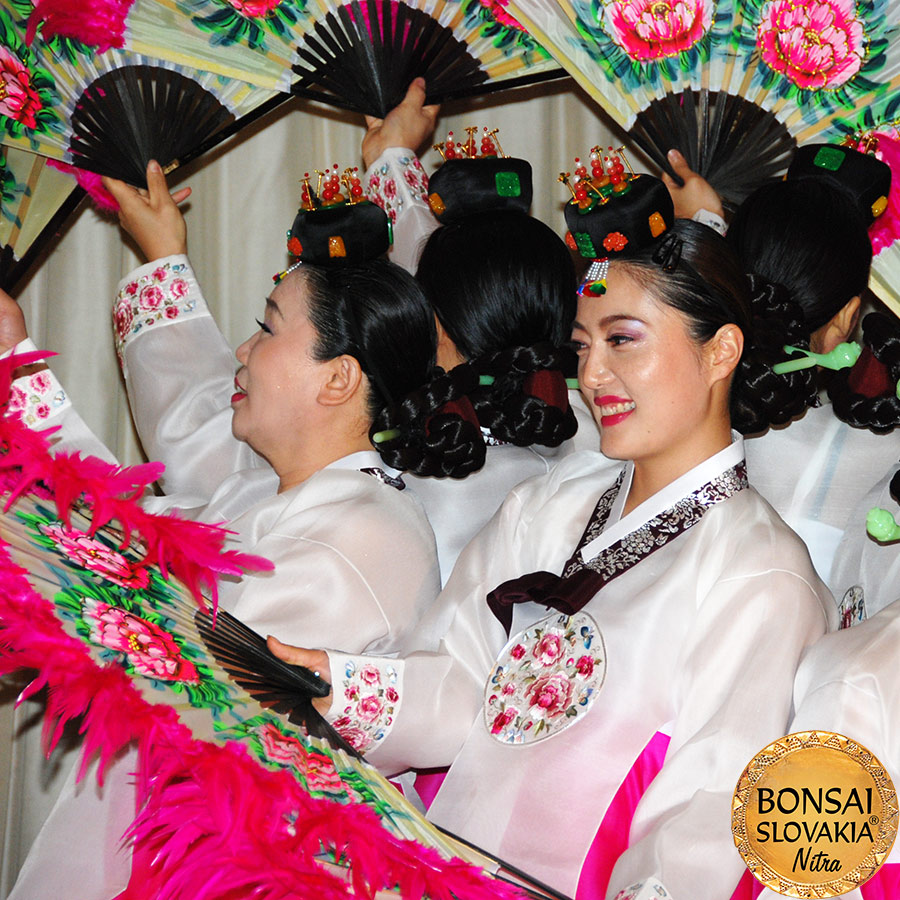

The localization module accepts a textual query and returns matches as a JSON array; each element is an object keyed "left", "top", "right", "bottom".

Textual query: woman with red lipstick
[{"left": 270, "top": 189, "right": 836, "bottom": 900}]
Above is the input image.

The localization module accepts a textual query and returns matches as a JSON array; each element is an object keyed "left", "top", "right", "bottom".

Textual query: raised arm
[
  {"left": 0, "top": 289, "right": 117, "bottom": 462},
  {"left": 102, "top": 163, "right": 265, "bottom": 500},
  {"left": 362, "top": 78, "right": 440, "bottom": 273}
]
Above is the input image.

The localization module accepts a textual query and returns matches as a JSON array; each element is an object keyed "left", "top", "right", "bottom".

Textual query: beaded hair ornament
[
  {"left": 426, "top": 126, "right": 533, "bottom": 222},
  {"left": 561, "top": 146, "right": 675, "bottom": 297},
  {"left": 273, "top": 164, "right": 392, "bottom": 282}
]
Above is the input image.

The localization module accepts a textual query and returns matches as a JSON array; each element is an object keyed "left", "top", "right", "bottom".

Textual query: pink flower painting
[
  {"left": 226, "top": 0, "right": 283, "bottom": 16},
  {"left": 40, "top": 523, "right": 151, "bottom": 589},
  {"left": 0, "top": 47, "right": 43, "bottom": 129},
  {"left": 82, "top": 599, "right": 200, "bottom": 683},
  {"left": 757, "top": 0, "right": 866, "bottom": 90},
  {"left": 258, "top": 724, "right": 345, "bottom": 793},
  {"left": 604, "top": 0, "right": 713, "bottom": 61}
]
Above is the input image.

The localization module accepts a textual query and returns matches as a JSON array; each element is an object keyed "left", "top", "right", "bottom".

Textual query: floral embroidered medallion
[
  {"left": 333, "top": 659, "right": 400, "bottom": 754},
  {"left": 839, "top": 585, "right": 866, "bottom": 629},
  {"left": 484, "top": 611, "right": 606, "bottom": 745},
  {"left": 8, "top": 366, "right": 68, "bottom": 426},
  {"left": 114, "top": 260, "right": 204, "bottom": 371}
]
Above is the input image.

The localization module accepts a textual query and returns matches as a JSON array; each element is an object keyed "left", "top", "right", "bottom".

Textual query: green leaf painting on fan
[
  {"left": 461, "top": 0, "right": 549, "bottom": 60},
  {"left": 171, "top": 0, "right": 308, "bottom": 50},
  {"left": 221, "top": 713, "right": 418, "bottom": 829},
  {"left": 0, "top": 6, "right": 63, "bottom": 144},
  {"left": 0, "top": 149, "right": 26, "bottom": 226},
  {"left": 17, "top": 503, "right": 241, "bottom": 714}
]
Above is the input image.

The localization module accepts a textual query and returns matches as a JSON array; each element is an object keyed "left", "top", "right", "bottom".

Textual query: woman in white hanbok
[
  {"left": 102, "top": 85, "right": 603, "bottom": 588},
  {"left": 666, "top": 157, "right": 900, "bottom": 599},
  {"left": 273, "top": 217, "right": 837, "bottom": 900},
  {"left": 5, "top": 164, "right": 483, "bottom": 900}
]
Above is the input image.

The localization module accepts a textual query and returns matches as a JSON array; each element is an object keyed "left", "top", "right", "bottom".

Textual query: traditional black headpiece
[
  {"left": 787, "top": 142, "right": 891, "bottom": 226},
  {"left": 561, "top": 147, "right": 675, "bottom": 295},
  {"left": 277, "top": 165, "right": 392, "bottom": 278},
  {"left": 426, "top": 126, "right": 532, "bottom": 223}
]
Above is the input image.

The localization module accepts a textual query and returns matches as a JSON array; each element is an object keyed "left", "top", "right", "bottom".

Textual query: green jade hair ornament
[
  {"left": 866, "top": 507, "right": 900, "bottom": 543},
  {"left": 772, "top": 342, "right": 862, "bottom": 375}
]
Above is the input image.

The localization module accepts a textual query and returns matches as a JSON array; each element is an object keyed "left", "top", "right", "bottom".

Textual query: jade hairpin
[
  {"left": 866, "top": 507, "right": 900, "bottom": 543},
  {"left": 772, "top": 341, "right": 861, "bottom": 375},
  {"left": 478, "top": 375, "right": 580, "bottom": 389},
  {"left": 371, "top": 428, "right": 400, "bottom": 444}
]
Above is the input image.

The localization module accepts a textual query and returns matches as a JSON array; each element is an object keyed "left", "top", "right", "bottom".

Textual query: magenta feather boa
[{"left": 0, "top": 352, "right": 521, "bottom": 900}]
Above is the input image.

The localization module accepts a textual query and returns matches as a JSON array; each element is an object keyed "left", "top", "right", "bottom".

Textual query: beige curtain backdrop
[{"left": 0, "top": 79, "right": 636, "bottom": 895}]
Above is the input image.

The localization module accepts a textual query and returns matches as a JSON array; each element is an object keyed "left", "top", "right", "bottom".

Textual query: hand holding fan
[
  {"left": 0, "top": 352, "right": 558, "bottom": 900},
  {"left": 504, "top": 0, "right": 900, "bottom": 209},
  {"left": 162, "top": 0, "right": 564, "bottom": 116}
]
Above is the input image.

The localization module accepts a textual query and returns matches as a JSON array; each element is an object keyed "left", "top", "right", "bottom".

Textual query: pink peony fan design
[
  {"left": 0, "top": 0, "right": 291, "bottom": 289},
  {"left": 0, "top": 353, "right": 568, "bottom": 900},
  {"left": 504, "top": 0, "right": 900, "bottom": 210}
]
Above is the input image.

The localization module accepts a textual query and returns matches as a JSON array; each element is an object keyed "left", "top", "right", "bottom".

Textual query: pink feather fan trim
[
  {"left": 867, "top": 133, "right": 900, "bottom": 257},
  {"left": 0, "top": 352, "right": 521, "bottom": 900},
  {"left": 26, "top": 0, "right": 135, "bottom": 54},
  {"left": 47, "top": 160, "right": 120, "bottom": 213}
]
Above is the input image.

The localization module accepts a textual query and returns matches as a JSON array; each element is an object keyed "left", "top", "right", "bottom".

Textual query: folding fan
[
  {"left": 504, "top": 0, "right": 900, "bottom": 208},
  {"left": 163, "top": 0, "right": 565, "bottom": 117},
  {"left": 0, "top": 355, "right": 565, "bottom": 900},
  {"left": 0, "top": 143, "right": 80, "bottom": 282},
  {"left": 0, "top": 2, "right": 284, "bottom": 184}
]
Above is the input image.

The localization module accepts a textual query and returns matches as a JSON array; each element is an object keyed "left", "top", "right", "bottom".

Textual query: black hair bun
[
  {"left": 731, "top": 275, "right": 818, "bottom": 434},
  {"left": 371, "top": 364, "right": 487, "bottom": 478},
  {"left": 827, "top": 312, "right": 900, "bottom": 433},
  {"left": 426, "top": 157, "right": 533, "bottom": 223},
  {"left": 471, "top": 342, "right": 578, "bottom": 447}
]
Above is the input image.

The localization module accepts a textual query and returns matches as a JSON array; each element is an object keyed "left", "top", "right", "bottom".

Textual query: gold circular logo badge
[{"left": 733, "top": 731, "right": 898, "bottom": 896}]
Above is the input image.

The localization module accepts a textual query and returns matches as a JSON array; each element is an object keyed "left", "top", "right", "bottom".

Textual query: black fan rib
[
  {"left": 68, "top": 66, "right": 235, "bottom": 187},
  {"left": 631, "top": 90, "right": 797, "bottom": 212},
  {"left": 292, "top": 0, "right": 487, "bottom": 117},
  {"left": 194, "top": 607, "right": 362, "bottom": 758}
]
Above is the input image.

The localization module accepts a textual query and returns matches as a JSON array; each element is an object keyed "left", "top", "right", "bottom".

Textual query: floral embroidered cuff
[
  {"left": 613, "top": 878, "right": 671, "bottom": 900},
  {"left": 326, "top": 651, "right": 402, "bottom": 755},
  {"left": 5, "top": 338, "right": 70, "bottom": 427},
  {"left": 365, "top": 148, "right": 430, "bottom": 225},
  {"left": 113, "top": 256, "right": 210, "bottom": 375}
]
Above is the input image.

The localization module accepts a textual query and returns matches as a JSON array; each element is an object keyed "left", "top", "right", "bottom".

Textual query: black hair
[
  {"left": 415, "top": 209, "right": 579, "bottom": 447},
  {"left": 470, "top": 343, "right": 578, "bottom": 447},
  {"left": 299, "top": 259, "right": 483, "bottom": 476},
  {"left": 727, "top": 179, "right": 872, "bottom": 333},
  {"left": 417, "top": 210, "right": 577, "bottom": 357},
  {"left": 827, "top": 312, "right": 900, "bottom": 433},
  {"left": 611, "top": 219, "right": 817, "bottom": 435}
]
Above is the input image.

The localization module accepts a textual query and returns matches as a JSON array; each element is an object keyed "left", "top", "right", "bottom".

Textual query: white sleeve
[
  {"left": 113, "top": 256, "right": 262, "bottom": 499},
  {"left": 6, "top": 338, "right": 117, "bottom": 463},
  {"left": 364, "top": 148, "right": 438, "bottom": 274},
  {"left": 608, "top": 569, "right": 833, "bottom": 898},
  {"left": 324, "top": 487, "right": 530, "bottom": 769}
]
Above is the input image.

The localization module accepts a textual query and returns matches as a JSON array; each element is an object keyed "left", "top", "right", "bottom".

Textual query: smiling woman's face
[
  {"left": 231, "top": 270, "right": 332, "bottom": 466},
  {"left": 571, "top": 264, "right": 721, "bottom": 471}
]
